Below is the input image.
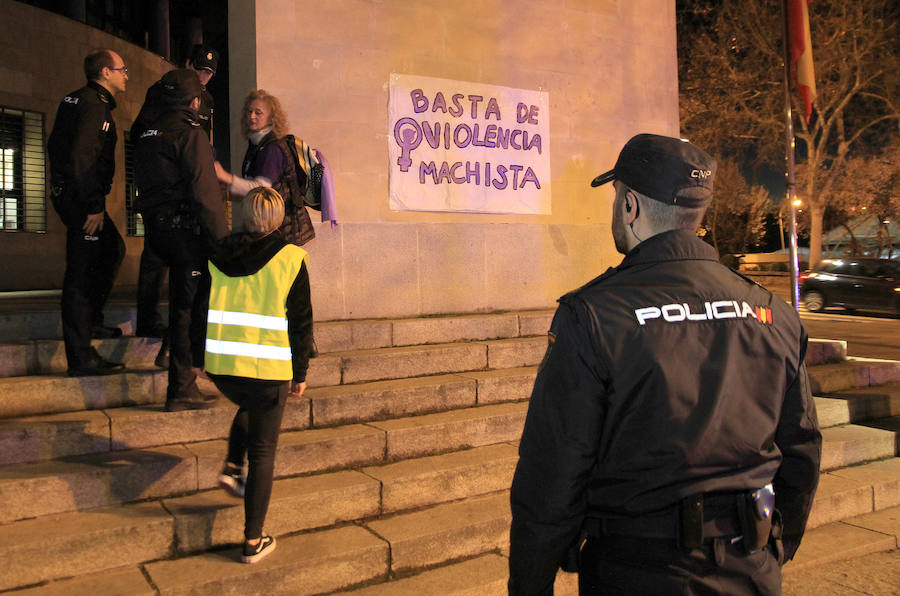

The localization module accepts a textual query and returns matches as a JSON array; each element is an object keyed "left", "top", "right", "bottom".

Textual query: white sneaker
[{"left": 217, "top": 467, "right": 245, "bottom": 498}]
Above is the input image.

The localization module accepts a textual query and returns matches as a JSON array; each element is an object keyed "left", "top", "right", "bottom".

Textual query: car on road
[{"left": 800, "top": 257, "right": 900, "bottom": 315}]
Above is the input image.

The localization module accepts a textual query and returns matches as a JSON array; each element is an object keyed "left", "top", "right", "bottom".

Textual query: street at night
[{"left": 800, "top": 309, "right": 900, "bottom": 361}]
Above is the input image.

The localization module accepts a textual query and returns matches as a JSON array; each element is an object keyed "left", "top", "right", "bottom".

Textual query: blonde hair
[
  {"left": 242, "top": 187, "right": 285, "bottom": 235},
  {"left": 240, "top": 89, "right": 289, "bottom": 139}
]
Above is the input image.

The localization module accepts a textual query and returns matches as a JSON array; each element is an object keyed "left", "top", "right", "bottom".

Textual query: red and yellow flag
[{"left": 787, "top": 0, "right": 817, "bottom": 123}]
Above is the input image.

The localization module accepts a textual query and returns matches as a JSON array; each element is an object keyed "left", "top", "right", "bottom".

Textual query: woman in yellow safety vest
[{"left": 205, "top": 186, "right": 312, "bottom": 564}]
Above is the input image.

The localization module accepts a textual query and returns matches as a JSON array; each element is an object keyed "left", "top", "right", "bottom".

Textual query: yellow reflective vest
[{"left": 205, "top": 244, "right": 309, "bottom": 380}]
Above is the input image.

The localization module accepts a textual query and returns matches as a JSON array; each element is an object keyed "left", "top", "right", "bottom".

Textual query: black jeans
[
  {"left": 210, "top": 374, "right": 288, "bottom": 541},
  {"left": 578, "top": 535, "right": 781, "bottom": 595},
  {"left": 144, "top": 213, "right": 210, "bottom": 397},
  {"left": 61, "top": 212, "right": 125, "bottom": 367}
]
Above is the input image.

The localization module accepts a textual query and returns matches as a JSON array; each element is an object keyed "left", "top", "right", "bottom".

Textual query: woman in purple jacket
[{"left": 215, "top": 89, "right": 314, "bottom": 245}]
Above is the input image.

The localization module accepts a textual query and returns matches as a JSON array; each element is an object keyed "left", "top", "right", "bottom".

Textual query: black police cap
[{"left": 591, "top": 134, "right": 716, "bottom": 207}]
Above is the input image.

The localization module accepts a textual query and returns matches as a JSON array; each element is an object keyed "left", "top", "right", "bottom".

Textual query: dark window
[
  {"left": 0, "top": 107, "right": 45, "bottom": 232},
  {"left": 124, "top": 132, "right": 143, "bottom": 236},
  {"left": 846, "top": 261, "right": 874, "bottom": 277},
  {"left": 820, "top": 262, "right": 844, "bottom": 274}
]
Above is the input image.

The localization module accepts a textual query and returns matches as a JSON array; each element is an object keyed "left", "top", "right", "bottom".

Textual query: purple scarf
[{"left": 313, "top": 148, "right": 338, "bottom": 228}]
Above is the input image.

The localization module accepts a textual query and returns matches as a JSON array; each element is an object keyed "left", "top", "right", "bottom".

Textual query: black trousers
[
  {"left": 136, "top": 241, "right": 168, "bottom": 334},
  {"left": 144, "top": 215, "right": 210, "bottom": 397},
  {"left": 61, "top": 212, "right": 125, "bottom": 367},
  {"left": 578, "top": 535, "right": 781, "bottom": 596},
  {"left": 210, "top": 375, "right": 288, "bottom": 541}
]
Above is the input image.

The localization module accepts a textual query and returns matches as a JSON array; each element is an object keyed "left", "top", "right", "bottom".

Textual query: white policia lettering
[{"left": 635, "top": 300, "right": 759, "bottom": 326}]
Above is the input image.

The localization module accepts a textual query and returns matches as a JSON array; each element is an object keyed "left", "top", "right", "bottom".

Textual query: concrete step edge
[
  {"left": 143, "top": 524, "right": 389, "bottom": 596},
  {"left": 808, "top": 358, "right": 900, "bottom": 394},
  {"left": 0, "top": 502, "right": 173, "bottom": 592},
  {"left": 808, "top": 456, "right": 900, "bottom": 529},
  {"left": 786, "top": 504, "right": 900, "bottom": 573},
  {"left": 820, "top": 423, "right": 899, "bottom": 471}
]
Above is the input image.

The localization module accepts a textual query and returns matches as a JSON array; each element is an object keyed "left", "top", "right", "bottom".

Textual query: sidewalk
[{"left": 784, "top": 550, "right": 900, "bottom": 595}]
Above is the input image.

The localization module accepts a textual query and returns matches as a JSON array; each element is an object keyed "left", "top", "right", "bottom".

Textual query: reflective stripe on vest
[{"left": 205, "top": 244, "right": 308, "bottom": 380}]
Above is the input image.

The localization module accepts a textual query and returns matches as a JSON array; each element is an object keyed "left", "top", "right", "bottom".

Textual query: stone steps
[
  {"left": 0, "top": 305, "right": 557, "bottom": 346},
  {"left": 806, "top": 457, "right": 900, "bottom": 529},
  {"left": 807, "top": 358, "right": 900, "bottom": 394},
  {"left": 0, "top": 310, "right": 556, "bottom": 378},
  {"left": 0, "top": 297, "right": 889, "bottom": 595},
  {"left": 0, "top": 401, "right": 529, "bottom": 523},
  {"left": 0, "top": 331, "right": 848, "bottom": 383},
  {"left": 0, "top": 337, "right": 872, "bottom": 418},
  {"left": 2, "top": 400, "right": 894, "bottom": 526},
  {"left": 813, "top": 382, "right": 900, "bottom": 428},
  {"left": 0, "top": 334, "right": 548, "bottom": 419},
  {"left": 0, "top": 444, "right": 516, "bottom": 593},
  {"left": 9, "top": 493, "right": 898, "bottom": 595},
  {"left": 820, "top": 422, "right": 899, "bottom": 471},
  {"left": 787, "top": 505, "right": 900, "bottom": 572},
  {"left": 0, "top": 367, "right": 536, "bottom": 467}
]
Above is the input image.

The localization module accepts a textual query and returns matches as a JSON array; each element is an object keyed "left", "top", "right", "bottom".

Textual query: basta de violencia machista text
[{"left": 393, "top": 89, "right": 543, "bottom": 191}]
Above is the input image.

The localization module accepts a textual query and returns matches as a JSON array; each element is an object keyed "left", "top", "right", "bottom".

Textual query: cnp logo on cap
[{"left": 590, "top": 134, "right": 717, "bottom": 208}]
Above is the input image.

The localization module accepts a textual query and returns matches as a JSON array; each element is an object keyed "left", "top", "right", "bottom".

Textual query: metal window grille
[
  {"left": 124, "top": 131, "right": 144, "bottom": 236},
  {"left": 0, "top": 107, "right": 46, "bottom": 232}
]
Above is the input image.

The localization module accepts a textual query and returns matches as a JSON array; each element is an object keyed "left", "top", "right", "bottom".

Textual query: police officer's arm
[
  {"left": 70, "top": 101, "right": 110, "bottom": 217},
  {"left": 286, "top": 260, "right": 313, "bottom": 387},
  {"left": 509, "top": 299, "right": 607, "bottom": 595},
  {"left": 182, "top": 128, "right": 228, "bottom": 241},
  {"left": 224, "top": 143, "right": 283, "bottom": 196},
  {"left": 773, "top": 332, "right": 822, "bottom": 562}
]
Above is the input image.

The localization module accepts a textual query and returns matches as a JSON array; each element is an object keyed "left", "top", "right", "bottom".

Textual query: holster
[{"left": 736, "top": 486, "right": 775, "bottom": 554}]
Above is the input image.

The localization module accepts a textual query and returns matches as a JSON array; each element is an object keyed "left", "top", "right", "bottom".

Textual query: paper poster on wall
[{"left": 388, "top": 74, "right": 551, "bottom": 214}]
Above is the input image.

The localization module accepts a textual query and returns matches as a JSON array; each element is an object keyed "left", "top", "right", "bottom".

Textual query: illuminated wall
[{"left": 229, "top": 0, "right": 680, "bottom": 320}]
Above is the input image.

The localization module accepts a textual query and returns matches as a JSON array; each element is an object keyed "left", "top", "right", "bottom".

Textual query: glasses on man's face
[{"left": 109, "top": 66, "right": 128, "bottom": 75}]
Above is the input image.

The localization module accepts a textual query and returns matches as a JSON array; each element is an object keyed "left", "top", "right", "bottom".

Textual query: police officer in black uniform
[
  {"left": 508, "top": 134, "right": 822, "bottom": 595},
  {"left": 133, "top": 45, "right": 219, "bottom": 341},
  {"left": 185, "top": 44, "right": 218, "bottom": 140},
  {"left": 134, "top": 69, "right": 228, "bottom": 411},
  {"left": 47, "top": 49, "right": 128, "bottom": 376}
]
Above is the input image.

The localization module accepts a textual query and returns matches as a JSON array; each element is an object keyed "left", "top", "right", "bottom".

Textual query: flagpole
[{"left": 782, "top": 0, "right": 801, "bottom": 311}]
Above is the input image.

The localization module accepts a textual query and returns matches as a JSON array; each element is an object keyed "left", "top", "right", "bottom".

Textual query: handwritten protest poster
[{"left": 388, "top": 74, "right": 551, "bottom": 214}]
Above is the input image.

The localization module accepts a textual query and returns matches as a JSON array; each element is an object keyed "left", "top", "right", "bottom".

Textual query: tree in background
[
  {"left": 678, "top": 0, "right": 899, "bottom": 265},
  {"left": 700, "top": 158, "right": 777, "bottom": 257},
  {"left": 825, "top": 143, "right": 900, "bottom": 256}
]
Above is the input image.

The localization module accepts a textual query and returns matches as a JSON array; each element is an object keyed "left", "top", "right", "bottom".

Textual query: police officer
[
  {"left": 185, "top": 44, "right": 218, "bottom": 140},
  {"left": 47, "top": 49, "right": 128, "bottom": 376},
  {"left": 134, "top": 69, "right": 228, "bottom": 411},
  {"left": 508, "top": 134, "right": 822, "bottom": 595},
  {"left": 133, "top": 44, "right": 220, "bottom": 341}
]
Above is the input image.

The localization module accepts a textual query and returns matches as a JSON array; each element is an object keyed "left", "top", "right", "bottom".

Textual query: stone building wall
[{"left": 229, "top": 0, "right": 680, "bottom": 320}]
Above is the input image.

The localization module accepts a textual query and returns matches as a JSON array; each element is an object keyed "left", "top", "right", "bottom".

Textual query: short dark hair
[
  {"left": 631, "top": 186, "right": 707, "bottom": 232},
  {"left": 84, "top": 49, "right": 115, "bottom": 81}
]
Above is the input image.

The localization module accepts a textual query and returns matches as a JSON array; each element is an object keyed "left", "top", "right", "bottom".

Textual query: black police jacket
[
  {"left": 47, "top": 81, "right": 117, "bottom": 216},
  {"left": 509, "top": 230, "right": 822, "bottom": 594},
  {"left": 132, "top": 80, "right": 214, "bottom": 141},
  {"left": 133, "top": 107, "right": 227, "bottom": 242}
]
